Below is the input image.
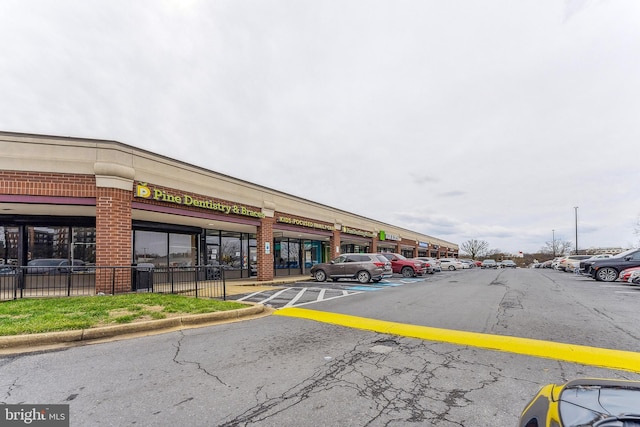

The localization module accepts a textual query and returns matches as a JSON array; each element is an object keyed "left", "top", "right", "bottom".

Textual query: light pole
[
  {"left": 552, "top": 229, "right": 556, "bottom": 257},
  {"left": 574, "top": 206, "right": 579, "bottom": 255}
]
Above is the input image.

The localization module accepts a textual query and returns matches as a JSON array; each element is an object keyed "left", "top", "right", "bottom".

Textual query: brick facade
[
  {"left": 256, "top": 216, "right": 275, "bottom": 281},
  {"left": 0, "top": 171, "right": 95, "bottom": 197},
  {"left": 96, "top": 187, "right": 132, "bottom": 293}
]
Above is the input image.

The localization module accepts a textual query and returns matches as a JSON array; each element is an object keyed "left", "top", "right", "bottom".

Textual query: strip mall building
[{"left": 0, "top": 131, "right": 458, "bottom": 284}]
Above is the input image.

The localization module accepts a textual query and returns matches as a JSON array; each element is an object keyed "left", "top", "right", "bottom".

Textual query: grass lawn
[{"left": 0, "top": 294, "right": 247, "bottom": 336}]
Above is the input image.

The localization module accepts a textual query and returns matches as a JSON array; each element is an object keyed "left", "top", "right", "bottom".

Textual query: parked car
[
  {"left": 414, "top": 257, "right": 441, "bottom": 272},
  {"left": 619, "top": 266, "right": 640, "bottom": 282},
  {"left": 551, "top": 257, "right": 566, "bottom": 270},
  {"left": 379, "top": 253, "right": 427, "bottom": 277},
  {"left": 589, "top": 248, "right": 640, "bottom": 282},
  {"left": 579, "top": 253, "right": 614, "bottom": 275},
  {"left": 480, "top": 259, "right": 498, "bottom": 269},
  {"left": 458, "top": 259, "right": 475, "bottom": 269},
  {"left": 500, "top": 259, "right": 517, "bottom": 268},
  {"left": 26, "top": 258, "right": 87, "bottom": 274},
  {"left": 558, "top": 255, "right": 592, "bottom": 272},
  {"left": 412, "top": 259, "right": 434, "bottom": 274},
  {"left": 538, "top": 260, "right": 553, "bottom": 268},
  {"left": 517, "top": 378, "right": 640, "bottom": 427},
  {"left": 439, "top": 258, "right": 463, "bottom": 271},
  {"left": 310, "top": 253, "right": 392, "bottom": 284}
]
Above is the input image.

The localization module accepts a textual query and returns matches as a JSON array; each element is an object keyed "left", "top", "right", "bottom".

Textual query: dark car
[
  {"left": 518, "top": 378, "right": 640, "bottom": 427},
  {"left": 26, "top": 258, "right": 87, "bottom": 274},
  {"left": 589, "top": 248, "right": 640, "bottom": 282},
  {"left": 310, "top": 253, "right": 392, "bottom": 284},
  {"left": 579, "top": 253, "right": 614, "bottom": 275},
  {"left": 379, "top": 253, "right": 427, "bottom": 277}
]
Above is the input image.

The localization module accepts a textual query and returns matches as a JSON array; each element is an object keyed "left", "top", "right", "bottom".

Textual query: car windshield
[
  {"left": 559, "top": 385, "right": 640, "bottom": 426},
  {"left": 612, "top": 249, "right": 638, "bottom": 259}
]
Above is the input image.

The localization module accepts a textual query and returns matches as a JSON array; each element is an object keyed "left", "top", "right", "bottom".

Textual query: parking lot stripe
[
  {"left": 283, "top": 288, "right": 307, "bottom": 308},
  {"left": 275, "top": 307, "right": 640, "bottom": 374}
]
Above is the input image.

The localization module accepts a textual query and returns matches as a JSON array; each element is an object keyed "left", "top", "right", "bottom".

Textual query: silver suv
[{"left": 310, "top": 254, "right": 392, "bottom": 283}]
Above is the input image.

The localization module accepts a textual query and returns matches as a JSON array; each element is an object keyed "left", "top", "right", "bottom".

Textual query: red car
[
  {"left": 378, "top": 253, "right": 427, "bottom": 277},
  {"left": 619, "top": 266, "right": 640, "bottom": 282}
]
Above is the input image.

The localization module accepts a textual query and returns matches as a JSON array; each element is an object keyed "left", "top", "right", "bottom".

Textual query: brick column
[
  {"left": 96, "top": 188, "right": 132, "bottom": 293},
  {"left": 370, "top": 238, "right": 378, "bottom": 253},
  {"left": 94, "top": 162, "right": 135, "bottom": 294},
  {"left": 256, "top": 216, "right": 275, "bottom": 281},
  {"left": 413, "top": 246, "right": 419, "bottom": 258},
  {"left": 329, "top": 229, "right": 341, "bottom": 260}
]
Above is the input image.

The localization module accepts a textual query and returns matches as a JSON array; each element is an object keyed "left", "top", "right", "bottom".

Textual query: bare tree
[
  {"left": 540, "top": 239, "right": 573, "bottom": 257},
  {"left": 459, "top": 239, "right": 489, "bottom": 259}
]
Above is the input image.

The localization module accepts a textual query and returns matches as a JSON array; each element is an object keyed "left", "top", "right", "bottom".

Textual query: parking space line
[
  {"left": 255, "top": 288, "right": 290, "bottom": 304},
  {"left": 274, "top": 307, "right": 640, "bottom": 374},
  {"left": 283, "top": 288, "right": 307, "bottom": 308},
  {"left": 235, "top": 290, "right": 271, "bottom": 302},
  {"left": 290, "top": 291, "right": 362, "bottom": 308}
]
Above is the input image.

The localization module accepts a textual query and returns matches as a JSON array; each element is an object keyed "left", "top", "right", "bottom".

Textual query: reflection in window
[
  {"left": 0, "top": 226, "right": 19, "bottom": 265},
  {"left": 221, "top": 231, "right": 241, "bottom": 269},
  {"left": 169, "top": 233, "right": 197, "bottom": 267},
  {"left": 134, "top": 230, "right": 168, "bottom": 267},
  {"left": 29, "top": 226, "right": 69, "bottom": 261},
  {"left": 275, "top": 238, "right": 301, "bottom": 271},
  {"left": 72, "top": 227, "right": 96, "bottom": 265}
]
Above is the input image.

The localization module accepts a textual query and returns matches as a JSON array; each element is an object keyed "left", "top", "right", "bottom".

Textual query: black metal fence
[{"left": 0, "top": 265, "right": 226, "bottom": 301}]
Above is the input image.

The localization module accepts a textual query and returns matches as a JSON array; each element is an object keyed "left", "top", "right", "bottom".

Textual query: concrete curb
[{"left": 0, "top": 304, "right": 266, "bottom": 350}]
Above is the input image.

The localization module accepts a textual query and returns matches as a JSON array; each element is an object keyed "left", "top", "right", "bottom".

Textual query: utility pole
[
  {"left": 552, "top": 229, "right": 556, "bottom": 257},
  {"left": 574, "top": 206, "right": 579, "bottom": 255}
]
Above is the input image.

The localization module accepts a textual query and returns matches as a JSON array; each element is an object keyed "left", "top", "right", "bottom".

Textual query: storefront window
[
  {"left": 72, "top": 227, "right": 96, "bottom": 266},
  {"left": 221, "top": 231, "right": 241, "bottom": 269},
  {"left": 28, "top": 226, "right": 68, "bottom": 261},
  {"left": 0, "top": 226, "right": 19, "bottom": 265},
  {"left": 340, "top": 243, "right": 369, "bottom": 254},
  {"left": 169, "top": 233, "right": 197, "bottom": 267},
  {"left": 206, "top": 230, "right": 254, "bottom": 278},
  {"left": 249, "top": 237, "right": 257, "bottom": 276},
  {"left": 134, "top": 230, "right": 168, "bottom": 267},
  {"left": 401, "top": 249, "right": 414, "bottom": 258},
  {"left": 0, "top": 221, "right": 95, "bottom": 267},
  {"left": 304, "top": 241, "right": 322, "bottom": 267},
  {"left": 274, "top": 238, "right": 301, "bottom": 276}
]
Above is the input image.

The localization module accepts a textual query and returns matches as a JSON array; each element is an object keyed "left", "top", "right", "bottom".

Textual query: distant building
[{"left": 585, "top": 247, "right": 625, "bottom": 255}]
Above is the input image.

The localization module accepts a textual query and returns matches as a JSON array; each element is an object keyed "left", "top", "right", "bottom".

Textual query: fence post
[
  {"left": 194, "top": 267, "right": 199, "bottom": 298},
  {"left": 222, "top": 268, "right": 226, "bottom": 300}
]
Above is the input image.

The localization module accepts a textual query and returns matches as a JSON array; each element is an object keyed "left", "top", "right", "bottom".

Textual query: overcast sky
[{"left": 2, "top": 0, "right": 639, "bottom": 255}]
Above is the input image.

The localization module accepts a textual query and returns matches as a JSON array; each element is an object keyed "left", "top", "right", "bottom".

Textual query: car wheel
[
  {"left": 448, "top": 265, "right": 456, "bottom": 271},
  {"left": 596, "top": 267, "right": 618, "bottom": 282},
  {"left": 314, "top": 270, "right": 327, "bottom": 282},
  {"left": 401, "top": 267, "right": 414, "bottom": 277},
  {"left": 357, "top": 271, "right": 371, "bottom": 284}
]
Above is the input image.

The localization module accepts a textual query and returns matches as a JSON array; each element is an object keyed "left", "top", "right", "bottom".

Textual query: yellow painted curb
[{"left": 275, "top": 307, "right": 640, "bottom": 374}]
